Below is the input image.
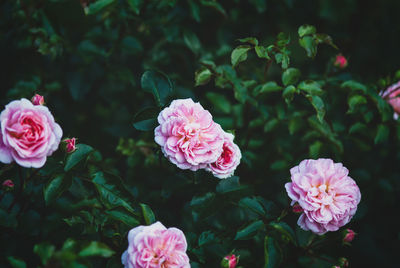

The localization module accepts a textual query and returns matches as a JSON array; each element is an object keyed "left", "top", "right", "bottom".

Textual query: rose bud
[
  {"left": 63, "top": 138, "right": 76, "bottom": 153},
  {"left": 292, "top": 203, "right": 303, "bottom": 214},
  {"left": 338, "top": 257, "right": 349, "bottom": 267},
  {"left": 334, "top": 54, "right": 348, "bottom": 69},
  {"left": 343, "top": 229, "right": 356, "bottom": 244},
  {"left": 2, "top": 179, "right": 14, "bottom": 190},
  {"left": 31, "top": 94, "right": 45, "bottom": 106},
  {"left": 221, "top": 254, "right": 239, "bottom": 268}
]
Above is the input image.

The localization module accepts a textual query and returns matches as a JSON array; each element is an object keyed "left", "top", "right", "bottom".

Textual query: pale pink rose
[
  {"left": 121, "top": 221, "right": 190, "bottom": 268},
  {"left": 380, "top": 81, "right": 400, "bottom": 119},
  {"left": 206, "top": 132, "right": 241, "bottom": 179},
  {"left": 31, "top": 94, "right": 45, "bottom": 106},
  {"left": 0, "top": 98, "right": 63, "bottom": 168},
  {"left": 285, "top": 159, "right": 361, "bottom": 235},
  {"left": 154, "top": 98, "right": 224, "bottom": 171},
  {"left": 334, "top": 54, "right": 348, "bottom": 69}
]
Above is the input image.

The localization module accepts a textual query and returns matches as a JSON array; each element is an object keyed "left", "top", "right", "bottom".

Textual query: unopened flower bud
[
  {"left": 2, "top": 179, "right": 14, "bottom": 190},
  {"left": 343, "top": 229, "right": 356, "bottom": 244},
  {"left": 63, "top": 138, "right": 76, "bottom": 153},
  {"left": 338, "top": 257, "right": 349, "bottom": 267},
  {"left": 221, "top": 254, "right": 239, "bottom": 268},
  {"left": 334, "top": 54, "right": 348, "bottom": 69},
  {"left": 31, "top": 94, "right": 45, "bottom": 106},
  {"left": 292, "top": 203, "right": 303, "bottom": 214}
]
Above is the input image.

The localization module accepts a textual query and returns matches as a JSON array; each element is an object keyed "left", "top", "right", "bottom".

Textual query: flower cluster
[
  {"left": 285, "top": 158, "right": 361, "bottom": 235},
  {"left": 121, "top": 222, "right": 190, "bottom": 268},
  {"left": 0, "top": 98, "right": 62, "bottom": 168},
  {"left": 154, "top": 98, "right": 241, "bottom": 179}
]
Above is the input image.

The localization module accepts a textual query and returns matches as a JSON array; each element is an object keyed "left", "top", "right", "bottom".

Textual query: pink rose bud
[
  {"left": 221, "top": 254, "right": 239, "bottom": 268},
  {"left": 63, "top": 138, "right": 76, "bottom": 153},
  {"left": 380, "top": 81, "right": 400, "bottom": 120},
  {"left": 292, "top": 203, "right": 303, "bottom": 214},
  {"left": 343, "top": 229, "right": 356, "bottom": 243},
  {"left": 31, "top": 94, "right": 45, "bottom": 106},
  {"left": 2, "top": 179, "right": 14, "bottom": 190},
  {"left": 338, "top": 257, "right": 349, "bottom": 267},
  {"left": 334, "top": 54, "right": 348, "bottom": 69}
]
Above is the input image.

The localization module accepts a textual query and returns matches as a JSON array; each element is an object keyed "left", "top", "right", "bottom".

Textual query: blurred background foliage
[{"left": 1, "top": 0, "right": 400, "bottom": 267}]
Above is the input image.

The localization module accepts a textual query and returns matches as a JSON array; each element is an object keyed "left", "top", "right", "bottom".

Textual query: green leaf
[
  {"left": 198, "top": 231, "right": 216, "bottom": 246},
  {"left": 264, "top": 118, "right": 279, "bottom": 132},
  {"left": 44, "top": 175, "right": 71, "bottom": 204},
  {"left": 349, "top": 122, "right": 367, "bottom": 134},
  {"left": 253, "top": 81, "right": 282, "bottom": 96},
  {"left": 315, "top": 33, "right": 338, "bottom": 49},
  {"left": 84, "top": 0, "right": 115, "bottom": 15},
  {"left": 341, "top": 80, "right": 367, "bottom": 93},
  {"left": 298, "top": 80, "right": 323, "bottom": 95},
  {"left": 239, "top": 197, "right": 266, "bottom": 216},
  {"left": 133, "top": 118, "right": 158, "bottom": 131},
  {"left": 34, "top": 243, "right": 55, "bottom": 265},
  {"left": 216, "top": 176, "right": 243, "bottom": 194},
  {"left": 205, "top": 92, "right": 231, "bottom": 113},
  {"left": 255, "top": 46, "right": 270, "bottom": 59},
  {"left": 183, "top": 31, "right": 201, "bottom": 54},
  {"left": 7, "top": 257, "right": 26, "bottom": 268},
  {"left": 127, "top": 0, "right": 144, "bottom": 15},
  {"left": 140, "top": 203, "right": 156, "bottom": 225},
  {"left": 269, "top": 221, "right": 297, "bottom": 245},
  {"left": 348, "top": 95, "right": 367, "bottom": 112},
  {"left": 231, "top": 45, "right": 251, "bottom": 67},
  {"left": 264, "top": 236, "right": 281, "bottom": 268},
  {"left": 309, "top": 141, "right": 323, "bottom": 158},
  {"left": 195, "top": 67, "right": 212, "bottom": 86},
  {"left": 105, "top": 209, "right": 140, "bottom": 227},
  {"left": 235, "top": 220, "right": 264, "bottom": 240},
  {"left": 282, "top": 85, "right": 296, "bottom": 103},
  {"left": 282, "top": 68, "right": 301, "bottom": 86},
  {"left": 308, "top": 95, "right": 325, "bottom": 122},
  {"left": 298, "top": 25, "right": 316, "bottom": 37},
  {"left": 200, "top": 0, "right": 227, "bottom": 17},
  {"left": 238, "top": 37, "right": 259, "bottom": 46},
  {"left": 299, "top": 36, "right": 317, "bottom": 58},
  {"left": 92, "top": 172, "right": 135, "bottom": 213},
  {"left": 79, "top": 241, "right": 115, "bottom": 258},
  {"left": 141, "top": 71, "right": 173, "bottom": 107},
  {"left": 375, "top": 124, "right": 389, "bottom": 144},
  {"left": 64, "top": 144, "right": 94, "bottom": 172}
]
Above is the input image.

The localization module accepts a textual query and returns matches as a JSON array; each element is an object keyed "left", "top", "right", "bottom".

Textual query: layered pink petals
[
  {"left": 285, "top": 159, "right": 361, "bottom": 235},
  {"left": 0, "top": 98, "right": 63, "bottom": 168},
  {"left": 121, "top": 222, "right": 190, "bottom": 268},
  {"left": 207, "top": 132, "right": 241, "bottom": 179},
  {"left": 380, "top": 80, "right": 400, "bottom": 119},
  {"left": 154, "top": 99, "right": 224, "bottom": 171}
]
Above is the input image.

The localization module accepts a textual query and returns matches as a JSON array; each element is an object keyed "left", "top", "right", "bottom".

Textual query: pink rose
[
  {"left": 0, "top": 98, "right": 63, "bottom": 168},
  {"left": 334, "top": 54, "right": 348, "bottom": 69},
  {"left": 2, "top": 179, "right": 14, "bottom": 189},
  {"left": 31, "top": 94, "right": 45, "bottom": 106},
  {"left": 154, "top": 98, "right": 224, "bottom": 171},
  {"left": 207, "top": 132, "right": 241, "bottom": 179},
  {"left": 63, "top": 137, "right": 76, "bottom": 153},
  {"left": 285, "top": 159, "right": 361, "bottom": 235},
  {"left": 343, "top": 228, "right": 356, "bottom": 243},
  {"left": 121, "top": 221, "right": 190, "bottom": 268},
  {"left": 221, "top": 254, "right": 239, "bottom": 268},
  {"left": 380, "top": 81, "right": 400, "bottom": 119}
]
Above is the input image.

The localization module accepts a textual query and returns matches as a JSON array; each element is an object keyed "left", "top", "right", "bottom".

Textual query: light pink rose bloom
[
  {"left": 0, "top": 98, "right": 63, "bottom": 168},
  {"left": 380, "top": 80, "right": 400, "bottom": 119},
  {"left": 121, "top": 221, "right": 190, "bottom": 268},
  {"left": 285, "top": 159, "right": 361, "bottom": 235},
  {"left": 154, "top": 98, "right": 224, "bottom": 171},
  {"left": 206, "top": 132, "right": 241, "bottom": 179}
]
